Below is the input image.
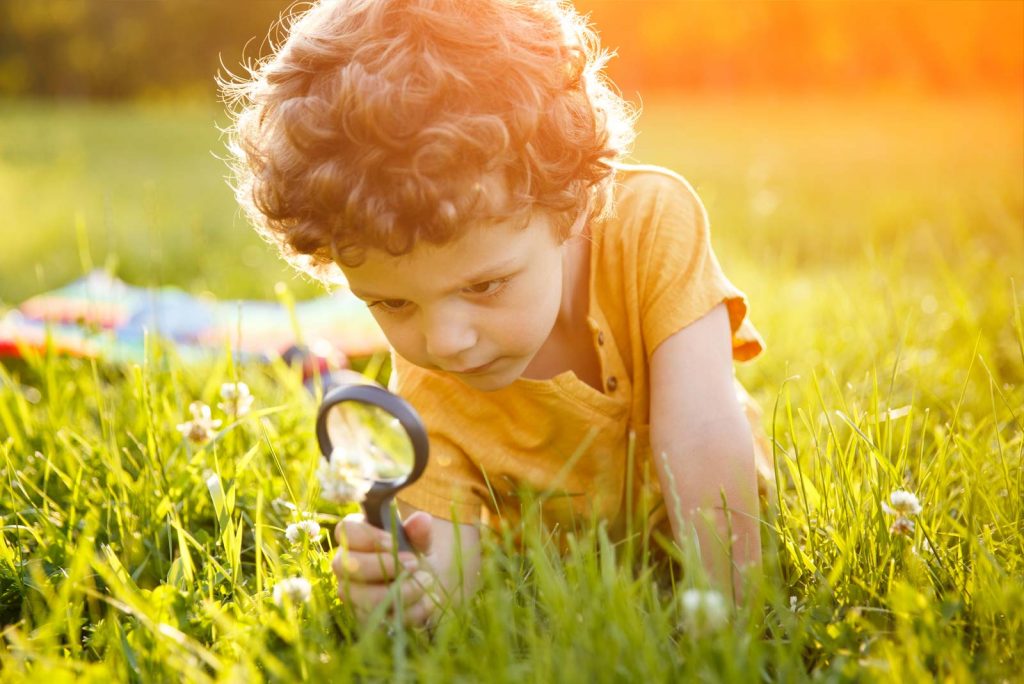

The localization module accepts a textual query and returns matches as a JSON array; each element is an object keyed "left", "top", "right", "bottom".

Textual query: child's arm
[
  {"left": 332, "top": 505, "right": 482, "bottom": 626},
  {"left": 649, "top": 302, "right": 762, "bottom": 600}
]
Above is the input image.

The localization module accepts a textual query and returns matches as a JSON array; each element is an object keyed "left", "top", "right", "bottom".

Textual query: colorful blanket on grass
[{"left": 0, "top": 270, "right": 387, "bottom": 364}]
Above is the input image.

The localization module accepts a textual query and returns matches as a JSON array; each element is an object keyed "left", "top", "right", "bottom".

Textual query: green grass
[
  {"left": 0, "top": 100, "right": 322, "bottom": 305},
  {"left": 1, "top": 93, "right": 1022, "bottom": 681}
]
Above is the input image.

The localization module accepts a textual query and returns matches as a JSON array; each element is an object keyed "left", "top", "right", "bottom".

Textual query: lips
[{"left": 451, "top": 358, "right": 499, "bottom": 374}]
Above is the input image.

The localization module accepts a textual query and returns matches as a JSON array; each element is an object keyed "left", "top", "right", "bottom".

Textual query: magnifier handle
[{"left": 363, "top": 495, "right": 413, "bottom": 552}]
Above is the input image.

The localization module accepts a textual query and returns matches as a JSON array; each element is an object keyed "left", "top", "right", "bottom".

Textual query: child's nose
[{"left": 423, "top": 316, "right": 477, "bottom": 363}]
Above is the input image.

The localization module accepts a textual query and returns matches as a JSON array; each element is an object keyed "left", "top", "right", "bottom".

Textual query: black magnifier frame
[{"left": 315, "top": 383, "right": 429, "bottom": 551}]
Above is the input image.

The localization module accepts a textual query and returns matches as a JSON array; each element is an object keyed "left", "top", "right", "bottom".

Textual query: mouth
[{"left": 450, "top": 358, "right": 500, "bottom": 375}]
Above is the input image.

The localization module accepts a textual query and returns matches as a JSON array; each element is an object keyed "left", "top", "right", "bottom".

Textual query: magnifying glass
[{"left": 315, "top": 383, "right": 429, "bottom": 551}]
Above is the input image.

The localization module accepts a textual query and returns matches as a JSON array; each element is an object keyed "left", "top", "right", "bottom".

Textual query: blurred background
[
  {"left": 2, "top": 0, "right": 1021, "bottom": 99},
  {"left": 0, "top": 1, "right": 1021, "bottom": 385}
]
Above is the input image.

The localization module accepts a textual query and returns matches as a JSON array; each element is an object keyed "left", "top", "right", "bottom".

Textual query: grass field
[{"left": 1, "top": 93, "right": 1022, "bottom": 681}]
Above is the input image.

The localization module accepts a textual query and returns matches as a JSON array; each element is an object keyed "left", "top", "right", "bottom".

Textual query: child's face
[{"left": 341, "top": 207, "right": 567, "bottom": 392}]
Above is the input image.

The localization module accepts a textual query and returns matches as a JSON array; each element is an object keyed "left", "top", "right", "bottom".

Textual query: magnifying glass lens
[{"left": 325, "top": 403, "right": 415, "bottom": 482}]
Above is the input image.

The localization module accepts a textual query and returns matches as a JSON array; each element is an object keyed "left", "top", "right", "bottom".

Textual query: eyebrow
[{"left": 349, "top": 257, "right": 520, "bottom": 301}]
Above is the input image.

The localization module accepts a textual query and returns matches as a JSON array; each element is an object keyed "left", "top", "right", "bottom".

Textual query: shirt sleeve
[
  {"left": 636, "top": 172, "right": 764, "bottom": 361},
  {"left": 390, "top": 355, "right": 489, "bottom": 524}
]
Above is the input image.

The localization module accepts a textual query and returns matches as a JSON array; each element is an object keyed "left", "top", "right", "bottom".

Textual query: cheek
[
  {"left": 372, "top": 317, "right": 420, "bottom": 359},
  {"left": 492, "top": 276, "right": 561, "bottom": 345}
]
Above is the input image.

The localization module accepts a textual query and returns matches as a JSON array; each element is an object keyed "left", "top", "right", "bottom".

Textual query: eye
[
  {"left": 369, "top": 299, "right": 409, "bottom": 312},
  {"left": 463, "top": 277, "right": 510, "bottom": 296}
]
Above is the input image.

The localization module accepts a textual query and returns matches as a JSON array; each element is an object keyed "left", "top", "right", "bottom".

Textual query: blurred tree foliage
[
  {"left": 0, "top": 0, "right": 287, "bottom": 99},
  {"left": 0, "top": 0, "right": 1020, "bottom": 100}
]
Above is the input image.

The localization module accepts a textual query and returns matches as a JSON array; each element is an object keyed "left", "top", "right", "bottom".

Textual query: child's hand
[{"left": 331, "top": 511, "right": 439, "bottom": 627}]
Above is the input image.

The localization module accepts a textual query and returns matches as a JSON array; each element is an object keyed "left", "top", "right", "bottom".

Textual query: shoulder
[
  {"left": 609, "top": 163, "right": 706, "bottom": 225},
  {"left": 597, "top": 163, "right": 709, "bottom": 261},
  {"left": 595, "top": 163, "right": 712, "bottom": 272}
]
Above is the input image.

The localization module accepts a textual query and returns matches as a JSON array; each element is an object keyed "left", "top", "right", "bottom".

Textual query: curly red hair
[{"left": 222, "top": 0, "right": 636, "bottom": 281}]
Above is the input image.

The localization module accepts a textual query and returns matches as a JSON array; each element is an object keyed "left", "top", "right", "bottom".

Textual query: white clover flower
[
  {"left": 881, "top": 490, "right": 922, "bottom": 537},
  {"left": 218, "top": 381, "right": 254, "bottom": 418},
  {"left": 272, "top": 576, "right": 312, "bottom": 606},
  {"left": 679, "top": 589, "right": 729, "bottom": 636},
  {"left": 882, "top": 490, "right": 922, "bottom": 517},
  {"left": 177, "top": 401, "right": 222, "bottom": 444},
  {"left": 285, "top": 519, "right": 322, "bottom": 544},
  {"left": 889, "top": 516, "right": 915, "bottom": 537},
  {"left": 316, "top": 444, "right": 376, "bottom": 504}
]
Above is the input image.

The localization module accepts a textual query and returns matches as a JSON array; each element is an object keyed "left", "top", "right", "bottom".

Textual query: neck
[{"left": 556, "top": 222, "right": 591, "bottom": 330}]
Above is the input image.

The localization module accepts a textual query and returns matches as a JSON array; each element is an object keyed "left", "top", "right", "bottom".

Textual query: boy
[{"left": 224, "top": 0, "right": 769, "bottom": 626}]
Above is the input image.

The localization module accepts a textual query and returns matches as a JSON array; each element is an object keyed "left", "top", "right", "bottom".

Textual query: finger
[
  {"left": 340, "top": 571, "right": 433, "bottom": 617},
  {"left": 401, "top": 594, "right": 440, "bottom": 628},
  {"left": 336, "top": 514, "right": 394, "bottom": 552},
  {"left": 331, "top": 548, "right": 418, "bottom": 583},
  {"left": 402, "top": 511, "right": 434, "bottom": 554},
  {"left": 338, "top": 581, "right": 387, "bottom": 621}
]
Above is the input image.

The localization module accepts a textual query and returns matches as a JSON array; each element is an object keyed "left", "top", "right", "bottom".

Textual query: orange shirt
[{"left": 393, "top": 165, "right": 765, "bottom": 538}]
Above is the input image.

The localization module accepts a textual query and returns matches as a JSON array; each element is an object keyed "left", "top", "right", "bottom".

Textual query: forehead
[
  {"left": 338, "top": 169, "right": 531, "bottom": 263},
  {"left": 342, "top": 211, "right": 557, "bottom": 298}
]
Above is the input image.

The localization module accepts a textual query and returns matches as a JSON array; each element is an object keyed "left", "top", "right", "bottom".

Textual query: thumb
[{"left": 402, "top": 511, "right": 433, "bottom": 555}]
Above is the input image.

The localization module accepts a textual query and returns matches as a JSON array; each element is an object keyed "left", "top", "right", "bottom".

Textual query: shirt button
[
  {"left": 597, "top": 331, "right": 605, "bottom": 346},
  {"left": 606, "top": 376, "right": 618, "bottom": 392}
]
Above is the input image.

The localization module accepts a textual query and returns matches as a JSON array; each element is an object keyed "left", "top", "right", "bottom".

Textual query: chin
[
  {"left": 450, "top": 358, "right": 527, "bottom": 391},
  {"left": 454, "top": 371, "right": 516, "bottom": 392}
]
